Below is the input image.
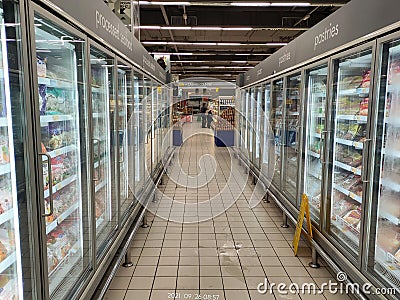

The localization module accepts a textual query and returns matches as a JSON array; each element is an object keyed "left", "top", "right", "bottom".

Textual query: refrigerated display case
[
  {"left": 34, "top": 12, "right": 91, "bottom": 299},
  {"left": 254, "top": 86, "right": 262, "bottom": 168},
  {"left": 283, "top": 73, "right": 301, "bottom": 202},
  {"left": 329, "top": 47, "right": 373, "bottom": 257},
  {"left": 261, "top": 83, "right": 271, "bottom": 178},
  {"left": 117, "top": 62, "right": 131, "bottom": 217},
  {"left": 304, "top": 64, "right": 328, "bottom": 223},
  {"left": 133, "top": 71, "right": 144, "bottom": 195},
  {"left": 368, "top": 36, "right": 400, "bottom": 293},
  {"left": 145, "top": 77, "right": 152, "bottom": 176},
  {"left": 271, "top": 79, "right": 284, "bottom": 189},
  {"left": 89, "top": 45, "right": 116, "bottom": 254},
  {"left": 248, "top": 87, "right": 255, "bottom": 160},
  {"left": 0, "top": 2, "right": 26, "bottom": 298}
]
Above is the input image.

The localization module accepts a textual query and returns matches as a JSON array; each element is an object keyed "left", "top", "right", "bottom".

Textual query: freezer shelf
[{"left": 46, "top": 202, "right": 79, "bottom": 235}]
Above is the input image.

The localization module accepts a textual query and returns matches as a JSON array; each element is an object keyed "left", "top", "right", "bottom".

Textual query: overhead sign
[
  {"left": 293, "top": 194, "right": 313, "bottom": 256},
  {"left": 43, "top": 0, "right": 166, "bottom": 83},
  {"left": 242, "top": 0, "right": 400, "bottom": 86}
]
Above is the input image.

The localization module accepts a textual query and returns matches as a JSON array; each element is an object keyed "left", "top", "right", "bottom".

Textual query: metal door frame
[
  {"left": 361, "top": 30, "right": 400, "bottom": 297},
  {"left": 27, "top": 2, "right": 91, "bottom": 299},
  {"left": 281, "top": 69, "right": 302, "bottom": 206},
  {"left": 299, "top": 58, "right": 330, "bottom": 229},
  {"left": 324, "top": 40, "right": 377, "bottom": 269}
]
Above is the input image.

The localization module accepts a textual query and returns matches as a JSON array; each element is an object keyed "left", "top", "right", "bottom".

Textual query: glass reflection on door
[
  {"left": 117, "top": 63, "right": 132, "bottom": 217},
  {"left": 262, "top": 83, "right": 271, "bottom": 178},
  {"left": 89, "top": 46, "right": 115, "bottom": 253},
  {"left": 304, "top": 65, "right": 328, "bottom": 223},
  {"left": 255, "top": 86, "right": 262, "bottom": 168},
  {"left": 369, "top": 38, "right": 400, "bottom": 292},
  {"left": 0, "top": 2, "right": 26, "bottom": 297},
  {"left": 133, "top": 72, "right": 144, "bottom": 195},
  {"left": 329, "top": 48, "right": 372, "bottom": 256},
  {"left": 271, "top": 79, "right": 284, "bottom": 188},
  {"left": 34, "top": 14, "right": 90, "bottom": 298},
  {"left": 283, "top": 73, "right": 301, "bottom": 201}
]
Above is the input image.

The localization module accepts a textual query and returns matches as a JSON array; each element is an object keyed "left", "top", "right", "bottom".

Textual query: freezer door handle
[
  {"left": 320, "top": 131, "right": 328, "bottom": 164},
  {"left": 362, "top": 139, "right": 372, "bottom": 183},
  {"left": 93, "top": 138, "right": 101, "bottom": 181},
  {"left": 39, "top": 152, "right": 54, "bottom": 217}
]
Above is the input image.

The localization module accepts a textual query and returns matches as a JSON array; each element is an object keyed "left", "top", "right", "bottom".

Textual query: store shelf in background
[
  {"left": 333, "top": 183, "right": 362, "bottom": 203},
  {"left": 338, "top": 87, "right": 369, "bottom": 96},
  {"left": 40, "top": 115, "right": 73, "bottom": 126},
  {"left": 379, "top": 211, "right": 400, "bottom": 226},
  {"left": 375, "top": 248, "right": 400, "bottom": 281},
  {"left": 91, "top": 86, "right": 102, "bottom": 93},
  {"left": 312, "top": 92, "right": 326, "bottom": 98},
  {"left": 336, "top": 138, "right": 363, "bottom": 149},
  {"left": 0, "top": 163, "right": 10, "bottom": 176},
  {"left": 38, "top": 77, "right": 74, "bottom": 89},
  {"left": 44, "top": 175, "right": 77, "bottom": 199},
  {"left": 0, "top": 209, "right": 14, "bottom": 226},
  {"left": 43, "top": 145, "right": 76, "bottom": 160},
  {"left": 309, "top": 172, "right": 322, "bottom": 181},
  {"left": 334, "top": 161, "right": 362, "bottom": 176},
  {"left": 308, "top": 150, "right": 320, "bottom": 158},
  {"left": 337, "top": 114, "right": 368, "bottom": 123},
  {"left": 46, "top": 202, "right": 79, "bottom": 235},
  {"left": 0, "top": 252, "right": 16, "bottom": 274},
  {"left": 381, "top": 178, "right": 400, "bottom": 193},
  {"left": 96, "top": 214, "right": 105, "bottom": 229},
  {"left": 312, "top": 132, "right": 322, "bottom": 138},
  {"left": 49, "top": 242, "right": 80, "bottom": 290},
  {"left": 95, "top": 180, "right": 106, "bottom": 193},
  {"left": 332, "top": 215, "right": 360, "bottom": 239},
  {"left": 94, "top": 159, "right": 105, "bottom": 169}
]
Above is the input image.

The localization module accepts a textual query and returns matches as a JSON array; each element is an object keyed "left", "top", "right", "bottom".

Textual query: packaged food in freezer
[
  {"left": 343, "top": 209, "right": 361, "bottom": 227},
  {"left": 376, "top": 220, "right": 400, "bottom": 254}
]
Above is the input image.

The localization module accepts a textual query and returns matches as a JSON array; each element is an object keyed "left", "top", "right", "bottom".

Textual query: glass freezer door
[
  {"left": 34, "top": 14, "right": 90, "bottom": 299},
  {"left": 0, "top": 2, "right": 25, "bottom": 297},
  {"left": 368, "top": 37, "right": 400, "bottom": 292},
  {"left": 283, "top": 73, "right": 301, "bottom": 202},
  {"left": 89, "top": 46, "right": 116, "bottom": 255},
  {"left": 117, "top": 63, "right": 132, "bottom": 218},
  {"left": 329, "top": 48, "right": 372, "bottom": 257},
  {"left": 304, "top": 65, "right": 328, "bottom": 223},
  {"left": 133, "top": 72, "right": 144, "bottom": 195},
  {"left": 271, "top": 79, "right": 284, "bottom": 189},
  {"left": 261, "top": 83, "right": 271, "bottom": 178}
]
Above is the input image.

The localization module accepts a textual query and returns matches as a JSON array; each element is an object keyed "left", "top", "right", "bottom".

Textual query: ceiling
[{"left": 105, "top": 0, "right": 351, "bottom": 82}]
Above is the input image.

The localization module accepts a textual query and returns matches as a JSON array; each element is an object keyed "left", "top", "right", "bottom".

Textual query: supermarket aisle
[{"left": 104, "top": 122, "right": 347, "bottom": 300}]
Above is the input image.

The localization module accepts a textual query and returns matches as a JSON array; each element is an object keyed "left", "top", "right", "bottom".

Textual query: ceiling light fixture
[
  {"left": 162, "top": 26, "right": 190, "bottom": 30},
  {"left": 139, "top": 1, "right": 191, "bottom": 5},
  {"left": 150, "top": 52, "right": 271, "bottom": 56},
  {"left": 270, "top": 2, "right": 311, "bottom": 6},
  {"left": 191, "top": 26, "right": 222, "bottom": 30},
  {"left": 143, "top": 41, "right": 287, "bottom": 46},
  {"left": 139, "top": 26, "right": 306, "bottom": 31},
  {"left": 230, "top": 2, "right": 270, "bottom": 6},
  {"left": 150, "top": 52, "right": 194, "bottom": 55}
]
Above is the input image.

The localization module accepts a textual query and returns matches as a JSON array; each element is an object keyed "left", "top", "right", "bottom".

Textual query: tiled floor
[{"left": 105, "top": 122, "right": 351, "bottom": 300}]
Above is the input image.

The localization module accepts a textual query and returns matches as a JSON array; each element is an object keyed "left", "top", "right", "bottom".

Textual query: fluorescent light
[
  {"left": 232, "top": 60, "right": 247, "bottom": 63},
  {"left": 139, "top": 1, "right": 191, "bottom": 5},
  {"left": 143, "top": 41, "right": 287, "bottom": 46},
  {"left": 151, "top": 52, "right": 194, "bottom": 56},
  {"left": 270, "top": 2, "right": 311, "bottom": 6},
  {"left": 139, "top": 25, "right": 161, "bottom": 29},
  {"left": 191, "top": 42, "right": 217, "bottom": 46},
  {"left": 230, "top": 2, "right": 270, "bottom": 6},
  {"left": 191, "top": 26, "right": 222, "bottom": 30},
  {"left": 162, "top": 26, "right": 191, "bottom": 30},
  {"left": 217, "top": 42, "right": 242, "bottom": 46},
  {"left": 265, "top": 42, "right": 287, "bottom": 46},
  {"left": 222, "top": 27, "right": 253, "bottom": 31}
]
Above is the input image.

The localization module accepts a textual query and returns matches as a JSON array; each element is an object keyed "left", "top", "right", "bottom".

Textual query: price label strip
[{"left": 293, "top": 194, "right": 313, "bottom": 256}]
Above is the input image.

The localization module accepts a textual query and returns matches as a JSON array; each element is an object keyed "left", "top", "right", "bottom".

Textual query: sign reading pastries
[{"left": 293, "top": 194, "right": 313, "bottom": 256}]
